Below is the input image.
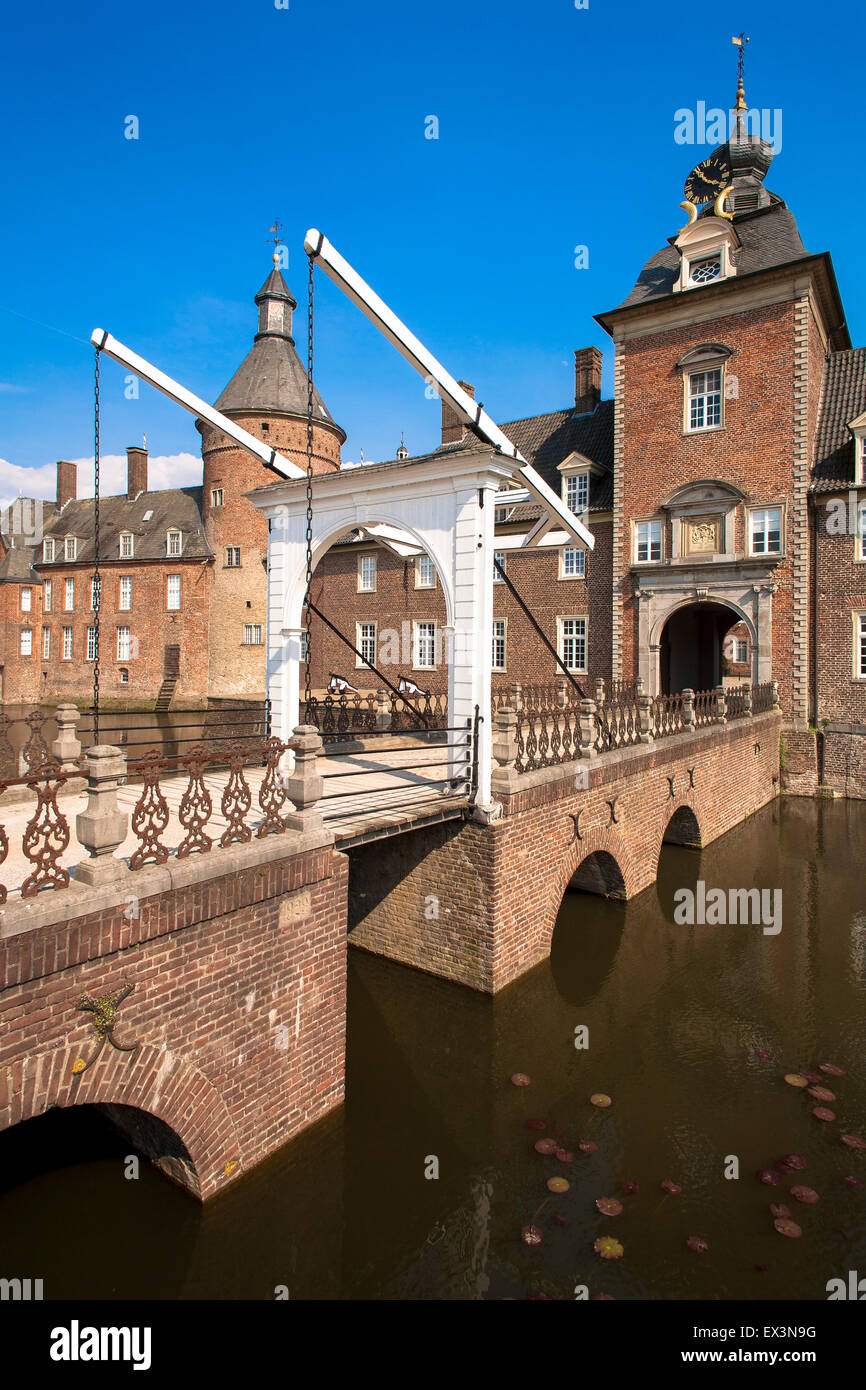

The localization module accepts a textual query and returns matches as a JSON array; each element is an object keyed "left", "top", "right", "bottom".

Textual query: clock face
[{"left": 684, "top": 148, "right": 733, "bottom": 205}]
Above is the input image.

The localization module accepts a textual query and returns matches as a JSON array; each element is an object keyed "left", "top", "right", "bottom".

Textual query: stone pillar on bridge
[
  {"left": 375, "top": 689, "right": 392, "bottom": 731},
  {"left": 555, "top": 676, "right": 569, "bottom": 709},
  {"left": 491, "top": 704, "right": 519, "bottom": 793},
  {"left": 771, "top": 680, "right": 780, "bottom": 708},
  {"left": 75, "top": 745, "right": 130, "bottom": 886},
  {"left": 284, "top": 725, "right": 326, "bottom": 833},
  {"left": 714, "top": 685, "right": 728, "bottom": 724},
  {"left": 681, "top": 688, "right": 695, "bottom": 730},
  {"left": 742, "top": 681, "right": 753, "bottom": 716},
  {"left": 594, "top": 677, "right": 605, "bottom": 706},
  {"left": 52, "top": 704, "right": 82, "bottom": 774},
  {"left": 637, "top": 690, "right": 654, "bottom": 744},
  {"left": 510, "top": 681, "right": 522, "bottom": 711},
  {"left": 578, "top": 698, "right": 598, "bottom": 760}
]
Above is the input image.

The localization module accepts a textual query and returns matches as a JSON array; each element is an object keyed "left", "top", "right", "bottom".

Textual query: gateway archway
[{"left": 659, "top": 600, "right": 744, "bottom": 694}]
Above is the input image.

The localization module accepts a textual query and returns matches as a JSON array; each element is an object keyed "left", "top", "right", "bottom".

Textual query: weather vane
[
  {"left": 732, "top": 32, "right": 749, "bottom": 112},
  {"left": 269, "top": 217, "right": 285, "bottom": 267}
]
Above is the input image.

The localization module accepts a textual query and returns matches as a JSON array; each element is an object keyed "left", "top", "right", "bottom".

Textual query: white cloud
[
  {"left": 0, "top": 453, "right": 203, "bottom": 511},
  {"left": 0, "top": 383, "right": 32, "bottom": 394}
]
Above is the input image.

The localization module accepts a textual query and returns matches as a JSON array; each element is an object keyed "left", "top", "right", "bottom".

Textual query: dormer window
[
  {"left": 673, "top": 215, "right": 739, "bottom": 294},
  {"left": 565, "top": 472, "right": 589, "bottom": 513},
  {"left": 559, "top": 452, "right": 602, "bottom": 516},
  {"left": 64, "top": 536, "right": 77, "bottom": 562},
  {"left": 689, "top": 255, "right": 721, "bottom": 286},
  {"left": 43, "top": 538, "right": 55, "bottom": 562},
  {"left": 167, "top": 530, "right": 182, "bottom": 557},
  {"left": 119, "top": 532, "right": 134, "bottom": 559}
]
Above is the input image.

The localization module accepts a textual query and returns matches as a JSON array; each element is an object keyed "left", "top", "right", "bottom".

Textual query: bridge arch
[
  {"left": 660, "top": 802, "right": 703, "bottom": 850},
  {"left": 0, "top": 1043, "right": 242, "bottom": 1200}
]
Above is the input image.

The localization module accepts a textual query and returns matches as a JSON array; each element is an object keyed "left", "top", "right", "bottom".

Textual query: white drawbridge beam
[
  {"left": 89, "top": 329, "right": 305, "bottom": 481},
  {"left": 304, "top": 230, "right": 595, "bottom": 552}
]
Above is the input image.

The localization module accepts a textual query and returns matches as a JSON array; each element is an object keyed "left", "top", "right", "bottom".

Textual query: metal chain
[
  {"left": 92, "top": 349, "right": 101, "bottom": 743},
  {"left": 303, "top": 253, "right": 315, "bottom": 713}
]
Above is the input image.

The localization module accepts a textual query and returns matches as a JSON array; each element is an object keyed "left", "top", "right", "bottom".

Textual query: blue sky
[{"left": 1, "top": 0, "right": 864, "bottom": 500}]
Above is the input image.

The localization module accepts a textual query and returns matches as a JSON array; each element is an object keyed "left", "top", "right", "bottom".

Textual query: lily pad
[
  {"left": 776, "top": 1154, "right": 807, "bottom": 1172},
  {"left": 556, "top": 1149, "right": 574, "bottom": 1162},
  {"left": 590, "top": 1093, "right": 612, "bottom": 1108},
  {"left": 774, "top": 1218, "right": 802, "bottom": 1238},
  {"left": 784, "top": 1073, "right": 809, "bottom": 1088},
  {"left": 686, "top": 1236, "right": 708, "bottom": 1253},
  {"left": 807, "top": 1085, "right": 836, "bottom": 1103},
  {"left": 534, "top": 1138, "right": 559, "bottom": 1155},
  {"left": 511, "top": 1073, "right": 531, "bottom": 1087},
  {"left": 841, "top": 1134, "right": 866, "bottom": 1150},
  {"left": 819, "top": 1063, "right": 846, "bottom": 1076},
  {"left": 660, "top": 1179, "right": 682, "bottom": 1195},
  {"left": 578, "top": 1139, "right": 598, "bottom": 1155},
  {"left": 812, "top": 1106, "right": 836, "bottom": 1122},
  {"left": 790, "top": 1185, "right": 819, "bottom": 1204},
  {"left": 757, "top": 1169, "right": 781, "bottom": 1186},
  {"left": 843, "top": 1176, "right": 864, "bottom": 1189},
  {"left": 593, "top": 1236, "right": 624, "bottom": 1261},
  {"left": 547, "top": 1176, "right": 570, "bottom": 1194},
  {"left": 770, "top": 1203, "right": 791, "bottom": 1219},
  {"left": 799, "top": 1070, "right": 824, "bottom": 1084},
  {"left": 520, "top": 1224, "right": 543, "bottom": 1245},
  {"left": 596, "top": 1196, "right": 624, "bottom": 1216},
  {"left": 525, "top": 1119, "right": 548, "bottom": 1130},
  {"left": 621, "top": 1180, "right": 640, "bottom": 1195}
]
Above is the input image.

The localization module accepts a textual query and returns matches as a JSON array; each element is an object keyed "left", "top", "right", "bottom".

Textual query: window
[
  {"left": 414, "top": 620, "right": 437, "bottom": 669},
  {"left": 243, "top": 624, "right": 263, "bottom": 645},
  {"left": 690, "top": 255, "right": 721, "bottom": 285},
  {"left": 210, "top": 488, "right": 224, "bottom": 507},
  {"left": 565, "top": 473, "right": 589, "bottom": 513},
  {"left": 750, "top": 507, "right": 783, "bottom": 556},
  {"left": 119, "top": 532, "right": 134, "bottom": 558},
  {"left": 415, "top": 554, "right": 436, "bottom": 588},
  {"left": 87, "top": 626, "right": 97, "bottom": 661},
  {"left": 635, "top": 520, "right": 662, "bottom": 564},
  {"left": 64, "top": 577, "right": 74, "bottom": 610},
  {"left": 688, "top": 369, "right": 722, "bottom": 431},
  {"left": 734, "top": 638, "right": 748, "bottom": 664},
  {"left": 62, "top": 627, "right": 73, "bottom": 660},
  {"left": 358, "top": 554, "right": 377, "bottom": 592},
  {"left": 558, "top": 616, "right": 587, "bottom": 672},
  {"left": 91, "top": 576, "right": 101, "bottom": 610},
  {"left": 225, "top": 546, "right": 241, "bottom": 567},
  {"left": 42, "top": 627, "right": 50, "bottom": 660},
  {"left": 299, "top": 631, "right": 308, "bottom": 662},
  {"left": 43, "top": 538, "right": 55, "bottom": 562},
  {"left": 858, "top": 501, "right": 866, "bottom": 562},
  {"left": 356, "top": 621, "right": 377, "bottom": 668},
  {"left": 492, "top": 619, "right": 506, "bottom": 671},
  {"left": 561, "top": 547, "right": 586, "bottom": 578},
  {"left": 119, "top": 668, "right": 129, "bottom": 684},
  {"left": 44, "top": 579, "right": 52, "bottom": 611},
  {"left": 167, "top": 530, "right": 182, "bottom": 557},
  {"left": 20, "top": 587, "right": 31, "bottom": 612},
  {"left": 117, "top": 626, "right": 131, "bottom": 661},
  {"left": 119, "top": 576, "right": 132, "bottom": 611},
  {"left": 166, "top": 575, "right": 181, "bottom": 611},
  {"left": 858, "top": 614, "right": 866, "bottom": 679},
  {"left": 493, "top": 551, "right": 505, "bottom": 582},
  {"left": 64, "top": 536, "right": 76, "bottom": 561},
  {"left": 20, "top": 628, "right": 32, "bottom": 656}
]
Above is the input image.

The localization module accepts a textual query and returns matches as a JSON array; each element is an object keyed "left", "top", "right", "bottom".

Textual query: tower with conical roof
[{"left": 198, "top": 261, "right": 346, "bottom": 699}]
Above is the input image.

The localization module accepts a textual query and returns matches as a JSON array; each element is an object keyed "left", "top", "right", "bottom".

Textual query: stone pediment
[{"left": 662, "top": 479, "right": 745, "bottom": 512}]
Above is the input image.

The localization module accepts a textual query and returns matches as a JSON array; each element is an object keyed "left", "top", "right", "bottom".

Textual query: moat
[{"left": 0, "top": 796, "right": 863, "bottom": 1301}]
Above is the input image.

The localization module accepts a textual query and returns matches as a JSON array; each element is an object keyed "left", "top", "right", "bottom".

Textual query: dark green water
[{"left": 1, "top": 796, "right": 864, "bottom": 1300}]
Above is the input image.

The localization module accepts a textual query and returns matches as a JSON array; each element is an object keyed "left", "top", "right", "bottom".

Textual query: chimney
[
  {"left": 56, "top": 460, "right": 77, "bottom": 509},
  {"left": 574, "top": 347, "right": 602, "bottom": 415},
  {"left": 127, "top": 445, "right": 148, "bottom": 498},
  {"left": 441, "top": 381, "right": 475, "bottom": 446}
]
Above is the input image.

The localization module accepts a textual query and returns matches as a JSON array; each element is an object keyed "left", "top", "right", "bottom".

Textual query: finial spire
[
  {"left": 268, "top": 217, "right": 284, "bottom": 268},
  {"left": 732, "top": 32, "right": 749, "bottom": 114}
]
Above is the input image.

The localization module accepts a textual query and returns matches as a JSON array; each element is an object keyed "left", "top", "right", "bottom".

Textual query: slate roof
[
  {"left": 612, "top": 201, "right": 808, "bottom": 312},
  {"left": 500, "top": 400, "right": 614, "bottom": 511},
  {"left": 0, "top": 543, "right": 39, "bottom": 584},
  {"left": 35, "top": 488, "right": 211, "bottom": 565},
  {"left": 215, "top": 334, "right": 338, "bottom": 425},
  {"left": 812, "top": 348, "right": 866, "bottom": 493}
]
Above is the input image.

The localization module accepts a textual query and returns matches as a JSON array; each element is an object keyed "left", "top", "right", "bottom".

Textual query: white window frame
[
  {"left": 43, "top": 538, "right": 55, "bottom": 562},
  {"left": 166, "top": 574, "right": 181, "bottom": 611},
  {"left": 733, "top": 637, "right": 748, "bottom": 664},
  {"left": 749, "top": 506, "right": 784, "bottom": 557},
  {"left": 119, "top": 532, "right": 134, "bottom": 559},
  {"left": 167, "top": 530, "right": 182, "bottom": 557},
  {"left": 42, "top": 627, "right": 50, "bottom": 660},
  {"left": 358, "top": 553, "right": 377, "bottom": 593},
  {"left": 44, "top": 579, "right": 52, "bottom": 612},
  {"left": 119, "top": 576, "right": 132, "bottom": 611},
  {"left": 20, "top": 586, "right": 31, "bottom": 612},
  {"left": 557, "top": 615, "right": 588, "bottom": 673},
  {"left": 559, "top": 546, "right": 586, "bottom": 579},
  {"left": 64, "top": 536, "right": 77, "bottom": 562},
  {"left": 242, "top": 623, "right": 263, "bottom": 646},
  {"left": 687, "top": 367, "right": 723, "bottom": 432},
  {"left": 64, "top": 577, "right": 74, "bottom": 610},
  {"left": 62, "top": 627, "right": 73, "bottom": 660},
  {"left": 356, "top": 621, "right": 377, "bottom": 669},
  {"left": 413, "top": 619, "right": 437, "bottom": 670},
  {"left": 854, "top": 612, "right": 866, "bottom": 680},
  {"left": 19, "top": 628, "right": 32, "bottom": 657},
  {"left": 564, "top": 472, "right": 590, "bottom": 514},
  {"left": 492, "top": 618, "right": 507, "bottom": 672},
  {"left": 493, "top": 550, "right": 505, "bottom": 582},
  {"left": 210, "top": 488, "right": 224, "bottom": 508},
  {"left": 634, "top": 519, "right": 663, "bottom": 564},
  {"left": 117, "top": 626, "right": 131, "bottom": 661},
  {"left": 86, "top": 626, "right": 97, "bottom": 662},
  {"left": 91, "top": 576, "right": 101, "bottom": 611},
  {"left": 414, "top": 554, "right": 436, "bottom": 589},
  {"left": 225, "top": 546, "right": 241, "bottom": 568},
  {"left": 857, "top": 500, "right": 866, "bottom": 563}
]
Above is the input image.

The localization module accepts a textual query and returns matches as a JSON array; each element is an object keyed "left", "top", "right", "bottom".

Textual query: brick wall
[
  {"left": 822, "top": 725, "right": 866, "bottom": 800},
  {"left": 348, "top": 710, "right": 780, "bottom": 992},
  {"left": 0, "top": 579, "right": 41, "bottom": 705},
  {"left": 0, "top": 839, "right": 348, "bottom": 1200}
]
